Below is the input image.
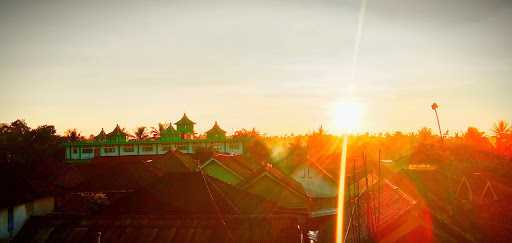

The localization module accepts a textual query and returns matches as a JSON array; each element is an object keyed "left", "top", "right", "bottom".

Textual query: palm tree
[
  {"left": 493, "top": 120, "right": 512, "bottom": 157},
  {"left": 493, "top": 120, "right": 510, "bottom": 139},
  {"left": 150, "top": 122, "right": 166, "bottom": 138},
  {"left": 64, "top": 128, "right": 81, "bottom": 142},
  {"left": 134, "top": 126, "right": 149, "bottom": 140}
]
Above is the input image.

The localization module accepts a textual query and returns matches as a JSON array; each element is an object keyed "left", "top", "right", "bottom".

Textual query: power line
[{"left": 200, "top": 171, "right": 236, "bottom": 243}]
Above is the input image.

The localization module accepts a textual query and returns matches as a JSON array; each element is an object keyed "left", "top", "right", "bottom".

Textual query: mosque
[{"left": 65, "top": 113, "right": 243, "bottom": 160}]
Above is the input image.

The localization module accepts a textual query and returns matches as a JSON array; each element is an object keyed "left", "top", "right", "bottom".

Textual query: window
[
  {"left": 161, "top": 145, "right": 170, "bottom": 152},
  {"left": 142, "top": 145, "right": 153, "bottom": 152},
  {"left": 177, "top": 145, "right": 188, "bottom": 151},
  {"left": 72, "top": 148, "right": 78, "bottom": 154},
  {"left": 104, "top": 147, "right": 115, "bottom": 153},
  {"left": 229, "top": 143, "right": 239, "bottom": 150},
  {"left": 82, "top": 148, "right": 93, "bottom": 154},
  {"left": 123, "top": 145, "right": 134, "bottom": 152}
]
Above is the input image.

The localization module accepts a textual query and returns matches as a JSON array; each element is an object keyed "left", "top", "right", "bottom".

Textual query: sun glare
[{"left": 330, "top": 101, "right": 364, "bottom": 133}]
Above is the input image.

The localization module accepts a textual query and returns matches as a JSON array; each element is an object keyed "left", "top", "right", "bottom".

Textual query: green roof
[
  {"left": 166, "top": 122, "right": 177, "bottom": 132},
  {"left": 95, "top": 128, "right": 107, "bottom": 140},
  {"left": 161, "top": 122, "right": 178, "bottom": 138},
  {"left": 107, "top": 124, "right": 129, "bottom": 137},
  {"left": 175, "top": 113, "right": 196, "bottom": 125},
  {"left": 206, "top": 121, "right": 226, "bottom": 135}
]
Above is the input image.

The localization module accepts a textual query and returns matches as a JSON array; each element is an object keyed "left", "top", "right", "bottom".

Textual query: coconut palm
[
  {"left": 493, "top": 120, "right": 512, "bottom": 158},
  {"left": 150, "top": 122, "right": 167, "bottom": 138},
  {"left": 493, "top": 120, "right": 511, "bottom": 139},
  {"left": 64, "top": 128, "right": 81, "bottom": 142},
  {"left": 134, "top": 126, "right": 149, "bottom": 140}
]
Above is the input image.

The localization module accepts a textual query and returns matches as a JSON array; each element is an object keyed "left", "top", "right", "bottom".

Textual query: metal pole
[{"left": 431, "top": 102, "right": 443, "bottom": 142}]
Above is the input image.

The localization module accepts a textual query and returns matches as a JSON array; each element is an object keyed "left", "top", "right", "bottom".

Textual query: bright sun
[{"left": 329, "top": 101, "right": 364, "bottom": 133}]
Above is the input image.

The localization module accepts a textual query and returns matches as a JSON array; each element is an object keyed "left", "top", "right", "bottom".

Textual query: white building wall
[
  {"left": 176, "top": 144, "right": 191, "bottom": 153},
  {"left": 100, "top": 145, "right": 119, "bottom": 157},
  {"left": 66, "top": 141, "right": 244, "bottom": 161},
  {"left": 69, "top": 147, "right": 81, "bottom": 160},
  {"left": 226, "top": 142, "right": 243, "bottom": 154},
  {"left": 80, "top": 148, "right": 95, "bottom": 160},
  {"left": 139, "top": 144, "right": 157, "bottom": 155},
  {"left": 119, "top": 145, "right": 138, "bottom": 156}
]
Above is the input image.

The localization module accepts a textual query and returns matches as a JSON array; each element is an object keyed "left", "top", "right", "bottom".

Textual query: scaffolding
[{"left": 343, "top": 151, "right": 382, "bottom": 243}]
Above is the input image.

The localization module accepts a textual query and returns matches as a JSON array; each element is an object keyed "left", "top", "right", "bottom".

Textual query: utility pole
[{"left": 431, "top": 102, "right": 443, "bottom": 142}]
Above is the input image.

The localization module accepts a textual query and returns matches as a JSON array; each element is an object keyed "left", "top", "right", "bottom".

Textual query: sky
[{"left": 1, "top": 0, "right": 511, "bottom": 136}]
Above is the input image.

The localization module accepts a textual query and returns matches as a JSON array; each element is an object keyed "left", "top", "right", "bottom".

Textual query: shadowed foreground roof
[
  {"left": 0, "top": 168, "right": 50, "bottom": 208},
  {"left": 15, "top": 172, "right": 307, "bottom": 243},
  {"left": 202, "top": 154, "right": 259, "bottom": 180},
  {"left": 100, "top": 172, "right": 300, "bottom": 215},
  {"left": 13, "top": 214, "right": 303, "bottom": 243},
  {"left": 55, "top": 151, "right": 197, "bottom": 192}
]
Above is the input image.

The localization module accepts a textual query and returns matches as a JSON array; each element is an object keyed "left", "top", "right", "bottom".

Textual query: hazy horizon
[{"left": 1, "top": 0, "right": 511, "bottom": 136}]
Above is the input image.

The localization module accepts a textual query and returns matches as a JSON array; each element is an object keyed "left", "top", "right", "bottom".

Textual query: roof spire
[{"left": 175, "top": 113, "right": 196, "bottom": 125}]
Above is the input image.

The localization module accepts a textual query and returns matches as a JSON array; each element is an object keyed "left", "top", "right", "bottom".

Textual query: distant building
[{"left": 65, "top": 114, "right": 244, "bottom": 161}]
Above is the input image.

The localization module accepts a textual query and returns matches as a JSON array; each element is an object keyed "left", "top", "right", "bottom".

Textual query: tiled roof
[
  {"left": 14, "top": 214, "right": 304, "bottom": 243},
  {"left": 202, "top": 154, "right": 257, "bottom": 180},
  {"left": 150, "top": 150, "right": 198, "bottom": 174},
  {"left": 55, "top": 154, "right": 188, "bottom": 192},
  {"left": 55, "top": 152, "right": 199, "bottom": 193},
  {"left": 309, "top": 178, "right": 422, "bottom": 242},
  {"left": 289, "top": 159, "right": 338, "bottom": 184},
  {"left": 71, "top": 162, "right": 159, "bottom": 193},
  {"left": 0, "top": 168, "right": 49, "bottom": 208},
  {"left": 206, "top": 121, "right": 226, "bottom": 134},
  {"left": 174, "top": 113, "right": 196, "bottom": 125},
  {"left": 107, "top": 124, "right": 130, "bottom": 137},
  {"left": 166, "top": 123, "right": 176, "bottom": 131},
  {"left": 240, "top": 165, "right": 308, "bottom": 199},
  {"left": 95, "top": 128, "right": 107, "bottom": 140},
  {"left": 100, "top": 172, "right": 292, "bottom": 215},
  {"left": 15, "top": 172, "right": 307, "bottom": 242}
]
